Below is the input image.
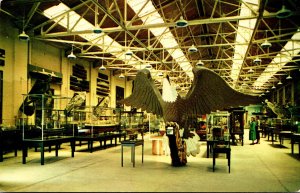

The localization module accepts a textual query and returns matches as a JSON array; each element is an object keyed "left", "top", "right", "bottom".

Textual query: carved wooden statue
[{"left": 122, "top": 66, "right": 260, "bottom": 166}]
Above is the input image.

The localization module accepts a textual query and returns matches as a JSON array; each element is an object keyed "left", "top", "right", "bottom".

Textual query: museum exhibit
[{"left": 0, "top": 0, "right": 300, "bottom": 192}]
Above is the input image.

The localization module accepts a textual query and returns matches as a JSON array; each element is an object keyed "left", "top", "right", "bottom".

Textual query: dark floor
[{"left": 0, "top": 129, "right": 299, "bottom": 192}]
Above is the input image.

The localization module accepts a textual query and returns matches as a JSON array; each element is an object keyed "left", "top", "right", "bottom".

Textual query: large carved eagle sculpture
[{"left": 122, "top": 66, "right": 260, "bottom": 166}]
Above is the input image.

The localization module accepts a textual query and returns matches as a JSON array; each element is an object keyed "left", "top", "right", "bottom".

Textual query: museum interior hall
[{"left": 0, "top": 0, "right": 300, "bottom": 192}]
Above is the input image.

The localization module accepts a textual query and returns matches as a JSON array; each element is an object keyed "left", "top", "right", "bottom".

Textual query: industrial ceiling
[{"left": 1, "top": 0, "right": 300, "bottom": 96}]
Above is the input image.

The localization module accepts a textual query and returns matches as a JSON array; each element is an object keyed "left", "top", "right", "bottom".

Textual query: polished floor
[{"left": 0, "top": 130, "right": 299, "bottom": 192}]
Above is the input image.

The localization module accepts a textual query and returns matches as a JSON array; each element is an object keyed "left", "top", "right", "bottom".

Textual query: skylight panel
[
  {"left": 230, "top": 1, "right": 258, "bottom": 85},
  {"left": 127, "top": 0, "right": 194, "bottom": 79},
  {"left": 253, "top": 30, "right": 300, "bottom": 87},
  {"left": 43, "top": 3, "right": 150, "bottom": 71}
]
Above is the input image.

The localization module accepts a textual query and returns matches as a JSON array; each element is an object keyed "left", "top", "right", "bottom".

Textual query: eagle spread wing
[
  {"left": 121, "top": 69, "right": 164, "bottom": 116},
  {"left": 183, "top": 66, "right": 260, "bottom": 116}
]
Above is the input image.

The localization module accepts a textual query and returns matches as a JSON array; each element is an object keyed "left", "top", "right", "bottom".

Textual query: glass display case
[
  {"left": 20, "top": 94, "right": 76, "bottom": 165},
  {"left": 147, "top": 114, "right": 165, "bottom": 135},
  {"left": 229, "top": 110, "right": 245, "bottom": 145},
  {"left": 0, "top": 118, "right": 22, "bottom": 162},
  {"left": 120, "top": 111, "right": 144, "bottom": 140},
  {"left": 120, "top": 111, "right": 144, "bottom": 130},
  {"left": 21, "top": 94, "right": 73, "bottom": 140},
  {"left": 70, "top": 106, "right": 121, "bottom": 137},
  {"left": 207, "top": 111, "right": 230, "bottom": 141}
]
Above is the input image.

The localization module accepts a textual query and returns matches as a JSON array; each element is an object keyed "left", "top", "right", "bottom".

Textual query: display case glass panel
[
  {"left": 21, "top": 94, "right": 72, "bottom": 140},
  {"left": 70, "top": 106, "right": 121, "bottom": 137},
  {"left": 207, "top": 111, "right": 230, "bottom": 141}
]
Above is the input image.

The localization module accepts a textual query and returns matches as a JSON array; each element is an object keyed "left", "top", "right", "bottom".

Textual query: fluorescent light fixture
[{"left": 230, "top": 0, "right": 258, "bottom": 84}]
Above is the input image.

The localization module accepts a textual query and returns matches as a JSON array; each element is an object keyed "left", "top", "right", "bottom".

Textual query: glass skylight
[
  {"left": 127, "top": 0, "right": 194, "bottom": 78},
  {"left": 253, "top": 29, "right": 300, "bottom": 87},
  {"left": 43, "top": 3, "right": 146, "bottom": 70},
  {"left": 230, "top": 0, "right": 258, "bottom": 84}
]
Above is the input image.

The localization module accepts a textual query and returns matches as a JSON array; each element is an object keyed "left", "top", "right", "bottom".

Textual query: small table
[
  {"left": 121, "top": 139, "right": 144, "bottom": 167},
  {"left": 206, "top": 135, "right": 230, "bottom": 158},
  {"left": 291, "top": 133, "right": 300, "bottom": 158},
  {"left": 279, "top": 131, "right": 292, "bottom": 145},
  {"left": 213, "top": 143, "right": 231, "bottom": 173},
  {"left": 22, "top": 136, "right": 75, "bottom": 165}
]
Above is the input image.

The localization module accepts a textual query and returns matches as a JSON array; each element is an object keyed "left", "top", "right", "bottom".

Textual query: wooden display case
[{"left": 229, "top": 110, "right": 245, "bottom": 146}]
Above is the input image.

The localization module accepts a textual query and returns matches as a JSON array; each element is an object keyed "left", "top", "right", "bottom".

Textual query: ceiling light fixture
[
  {"left": 272, "top": 85, "right": 276, "bottom": 89},
  {"left": 266, "top": 90, "right": 270, "bottom": 93},
  {"left": 188, "top": 45, "right": 198, "bottom": 53},
  {"left": 175, "top": 16, "right": 188, "bottom": 27},
  {"left": 119, "top": 72, "right": 125, "bottom": 79},
  {"left": 18, "top": 31, "right": 30, "bottom": 41},
  {"left": 278, "top": 80, "right": 283, "bottom": 85},
  {"left": 93, "top": 27, "right": 103, "bottom": 34},
  {"left": 244, "top": 77, "right": 250, "bottom": 81},
  {"left": 276, "top": 5, "right": 293, "bottom": 19},
  {"left": 286, "top": 74, "right": 292, "bottom": 80},
  {"left": 145, "top": 63, "right": 152, "bottom": 69},
  {"left": 196, "top": 60, "right": 204, "bottom": 66},
  {"left": 253, "top": 57, "right": 262, "bottom": 64},
  {"left": 157, "top": 72, "right": 163, "bottom": 77},
  {"left": 261, "top": 39, "right": 272, "bottom": 49},
  {"left": 67, "top": 45, "right": 76, "bottom": 59},
  {"left": 99, "top": 64, "right": 106, "bottom": 70},
  {"left": 248, "top": 68, "right": 254, "bottom": 73},
  {"left": 125, "top": 49, "right": 133, "bottom": 56}
]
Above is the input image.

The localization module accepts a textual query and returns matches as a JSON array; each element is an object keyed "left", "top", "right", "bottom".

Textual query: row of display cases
[{"left": 19, "top": 94, "right": 145, "bottom": 140}]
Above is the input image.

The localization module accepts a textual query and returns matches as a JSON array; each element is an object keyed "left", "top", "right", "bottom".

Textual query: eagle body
[{"left": 122, "top": 66, "right": 260, "bottom": 166}]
